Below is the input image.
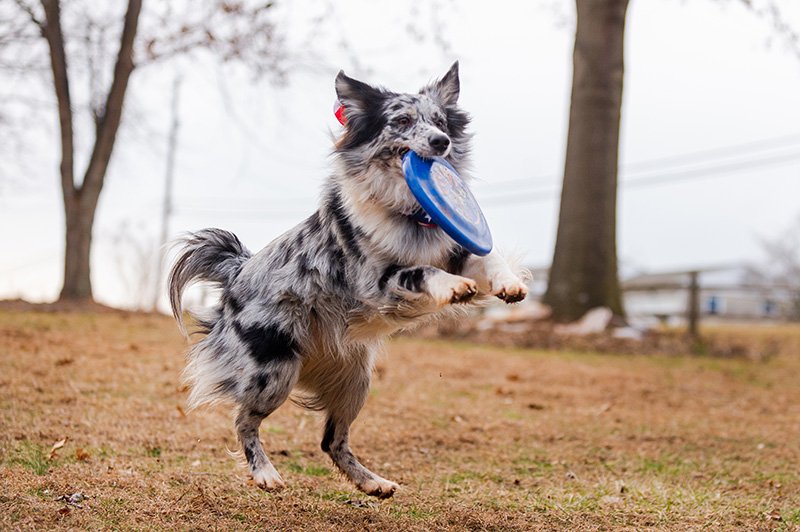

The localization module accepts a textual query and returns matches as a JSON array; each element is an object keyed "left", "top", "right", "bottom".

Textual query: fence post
[{"left": 687, "top": 271, "right": 700, "bottom": 338}]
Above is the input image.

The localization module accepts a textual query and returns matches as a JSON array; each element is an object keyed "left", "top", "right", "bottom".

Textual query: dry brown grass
[{"left": 1, "top": 310, "right": 799, "bottom": 530}]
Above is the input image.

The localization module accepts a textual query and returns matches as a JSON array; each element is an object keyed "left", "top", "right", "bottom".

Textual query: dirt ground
[{"left": 1, "top": 310, "right": 799, "bottom": 531}]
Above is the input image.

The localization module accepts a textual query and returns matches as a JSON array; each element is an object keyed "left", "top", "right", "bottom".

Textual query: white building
[{"left": 623, "top": 265, "right": 795, "bottom": 322}]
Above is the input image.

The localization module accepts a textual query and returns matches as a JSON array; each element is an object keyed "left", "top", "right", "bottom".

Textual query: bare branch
[
  {"left": 737, "top": 0, "right": 800, "bottom": 59},
  {"left": 136, "top": 1, "right": 287, "bottom": 81},
  {"left": 12, "top": 0, "right": 44, "bottom": 29},
  {"left": 40, "top": 0, "right": 75, "bottom": 198},
  {"left": 81, "top": 0, "right": 142, "bottom": 207}
]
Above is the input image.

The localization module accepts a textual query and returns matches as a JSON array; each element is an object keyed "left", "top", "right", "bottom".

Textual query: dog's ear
[
  {"left": 335, "top": 71, "right": 383, "bottom": 120},
  {"left": 428, "top": 61, "right": 460, "bottom": 106}
]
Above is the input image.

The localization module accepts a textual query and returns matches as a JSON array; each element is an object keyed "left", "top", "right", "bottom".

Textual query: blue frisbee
[{"left": 402, "top": 151, "right": 493, "bottom": 256}]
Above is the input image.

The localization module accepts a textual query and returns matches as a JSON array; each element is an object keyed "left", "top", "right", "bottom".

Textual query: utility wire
[
  {"left": 175, "top": 145, "right": 800, "bottom": 217},
  {"left": 478, "top": 132, "right": 800, "bottom": 190},
  {"left": 479, "top": 149, "right": 800, "bottom": 206}
]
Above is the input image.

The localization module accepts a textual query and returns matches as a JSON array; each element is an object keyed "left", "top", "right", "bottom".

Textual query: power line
[
  {"left": 167, "top": 134, "right": 800, "bottom": 218},
  {"left": 479, "top": 148, "right": 800, "bottom": 206},
  {"left": 478, "top": 132, "right": 800, "bottom": 190}
]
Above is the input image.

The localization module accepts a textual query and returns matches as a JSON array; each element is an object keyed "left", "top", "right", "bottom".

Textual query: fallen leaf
[
  {"left": 527, "top": 403, "right": 546, "bottom": 410},
  {"left": 506, "top": 373, "right": 521, "bottom": 382},
  {"left": 765, "top": 509, "right": 782, "bottom": 521},
  {"left": 49, "top": 438, "right": 67, "bottom": 460},
  {"left": 54, "top": 358, "right": 74, "bottom": 367},
  {"left": 176, "top": 405, "right": 186, "bottom": 417},
  {"left": 75, "top": 448, "right": 90, "bottom": 461}
]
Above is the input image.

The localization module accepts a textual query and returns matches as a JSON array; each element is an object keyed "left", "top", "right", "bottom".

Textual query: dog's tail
[{"left": 168, "top": 228, "right": 251, "bottom": 335}]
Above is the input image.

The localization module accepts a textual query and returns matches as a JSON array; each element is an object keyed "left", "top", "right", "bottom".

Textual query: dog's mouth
[{"left": 378, "top": 146, "right": 410, "bottom": 162}]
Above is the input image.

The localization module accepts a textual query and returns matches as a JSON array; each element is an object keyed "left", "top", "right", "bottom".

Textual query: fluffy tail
[{"left": 168, "top": 228, "right": 251, "bottom": 335}]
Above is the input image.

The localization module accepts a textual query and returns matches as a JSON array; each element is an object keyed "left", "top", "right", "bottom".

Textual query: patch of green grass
[
  {"left": 390, "top": 504, "right": 437, "bottom": 520},
  {"left": 503, "top": 409, "right": 523, "bottom": 420},
  {"left": 513, "top": 455, "right": 554, "bottom": 476},
  {"left": 145, "top": 446, "right": 162, "bottom": 458},
  {"left": 445, "top": 469, "right": 504, "bottom": 485},
  {"left": 98, "top": 497, "right": 127, "bottom": 527},
  {"left": 287, "top": 462, "right": 331, "bottom": 477},
  {"left": 638, "top": 455, "right": 693, "bottom": 477},
  {"left": 7, "top": 441, "right": 50, "bottom": 475},
  {"left": 783, "top": 507, "right": 800, "bottom": 524},
  {"left": 318, "top": 489, "right": 353, "bottom": 503},
  {"left": 27, "top": 487, "right": 50, "bottom": 499}
]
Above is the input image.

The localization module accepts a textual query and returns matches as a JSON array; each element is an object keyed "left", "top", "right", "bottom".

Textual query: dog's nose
[{"left": 429, "top": 135, "right": 450, "bottom": 154}]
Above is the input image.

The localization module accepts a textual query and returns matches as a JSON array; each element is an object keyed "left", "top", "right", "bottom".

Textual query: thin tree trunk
[
  {"left": 40, "top": 0, "right": 143, "bottom": 301},
  {"left": 543, "top": 0, "right": 629, "bottom": 322},
  {"left": 152, "top": 74, "right": 182, "bottom": 311}
]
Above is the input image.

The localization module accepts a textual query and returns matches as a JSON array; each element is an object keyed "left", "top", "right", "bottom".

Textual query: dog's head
[{"left": 332, "top": 62, "right": 471, "bottom": 215}]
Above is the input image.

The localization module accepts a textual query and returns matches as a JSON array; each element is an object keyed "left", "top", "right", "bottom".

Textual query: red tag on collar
[{"left": 333, "top": 99, "right": 347, "bottom": 125}]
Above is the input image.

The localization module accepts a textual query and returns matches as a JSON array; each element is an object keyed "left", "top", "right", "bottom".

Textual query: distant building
[{"left": 623, "top": 265, "right": 795, "bottom": 321}]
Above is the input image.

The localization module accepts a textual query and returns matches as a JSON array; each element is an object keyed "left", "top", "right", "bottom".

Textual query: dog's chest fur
[{"left": 226, "top": 176, "right": 462, "bottom": 351}]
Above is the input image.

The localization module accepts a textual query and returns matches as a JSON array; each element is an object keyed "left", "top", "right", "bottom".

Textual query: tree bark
[
  {"left": 543, "top": 0, "right": 629, "bottom": 322},
  {"left": 40, "top": 0, "right": 143, "bottom": 301}
]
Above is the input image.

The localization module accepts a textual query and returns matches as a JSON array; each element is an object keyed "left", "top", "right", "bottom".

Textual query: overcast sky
[{"left": 2, "top": 0, "right": 799, "bottom": 309}]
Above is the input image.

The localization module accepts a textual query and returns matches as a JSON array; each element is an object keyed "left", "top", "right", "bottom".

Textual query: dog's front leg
[
  {"left": 383, "top": 265, "right": 478, "bottom": 312},
  {"left": 460, "top": 249, "right": 529, "bottom": 303}
]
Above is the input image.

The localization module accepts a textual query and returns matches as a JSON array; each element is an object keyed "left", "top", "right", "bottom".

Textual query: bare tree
[
  {"left": 756, "top": 216, "right": 800, "bottom": 320},
  {"left": 542, "top": 0, "right": 628, "bottom": 322},
  {"left": 544, "top": 0, "right": 800, "bottom": 322},
  {"left": 110, "top": 219, "right": 158, "bottom": 310},
  {"left": 2, "top": 0, "right": 287, "bottom": 302}
]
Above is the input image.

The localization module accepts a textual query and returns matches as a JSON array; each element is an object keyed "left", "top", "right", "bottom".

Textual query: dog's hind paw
[
  {"left": 357, "top": 477, "right": 399, "bottom": 499},
  {"left": 251, "top": 466, "right": 285, "bottom": 491}
]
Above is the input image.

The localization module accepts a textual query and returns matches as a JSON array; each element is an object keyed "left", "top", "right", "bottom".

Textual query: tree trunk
[
  {"left": 60, "top": 197, "right": 96, "bottom": 300},
  {"left": 40, "top": 0, "right": 143, "bottom": 302},
  {"left": 543, "top": 0, "right": 629, "bottom": 322}
]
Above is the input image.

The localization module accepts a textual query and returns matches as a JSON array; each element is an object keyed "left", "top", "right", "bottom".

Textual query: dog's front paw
[
  {"left": 427, "top": 273, "right": 478, "bottom": 306},
  {"left": 491, "top": 276, "right": 528, "bottom": 304},
  {"left": 251, "top": 465, "right": 285, "bottom": 491},
  {"left": 358, "top": 477, "right": 399, "bottom": 499}
]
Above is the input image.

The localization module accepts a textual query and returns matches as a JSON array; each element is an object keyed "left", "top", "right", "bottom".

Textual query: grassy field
[{"left": 1, "top": 310, "right": 799, "bottom": 530}]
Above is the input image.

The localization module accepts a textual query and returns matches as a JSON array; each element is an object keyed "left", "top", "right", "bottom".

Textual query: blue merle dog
[{"left": 168, "top": 62, "right": 528, "bottom": 498}]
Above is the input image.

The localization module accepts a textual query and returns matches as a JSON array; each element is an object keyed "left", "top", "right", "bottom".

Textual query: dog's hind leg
[
  {"left": 318, "top": 346, "right": 399, "bottom": 499},
  {"left": 236, "top": 360, "right": 300, "bottom": 491}
]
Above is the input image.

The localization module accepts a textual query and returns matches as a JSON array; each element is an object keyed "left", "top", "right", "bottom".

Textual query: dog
[{"left": 168, "top": 62, "right": 528, "bottom": 499}]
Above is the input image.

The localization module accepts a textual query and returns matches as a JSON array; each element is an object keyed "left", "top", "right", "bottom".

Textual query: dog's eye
[
  {"left": 393, "top": 116, "right": 412, "bottom": 128},
  {"left": 434, "top": 117, "right": 447, "bottom": 131}
]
